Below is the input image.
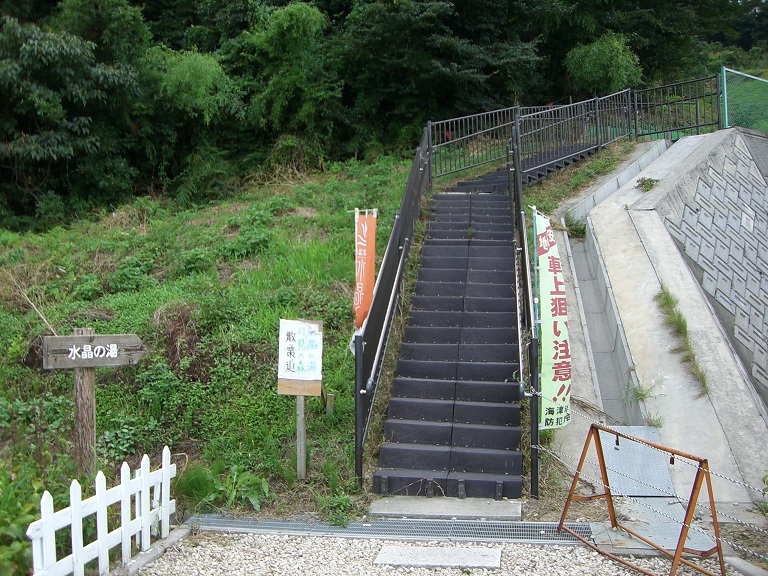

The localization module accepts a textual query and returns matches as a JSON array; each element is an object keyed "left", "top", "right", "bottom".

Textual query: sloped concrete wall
[{"left": 651, "top": 129, "right": 768, "bottom": 405}]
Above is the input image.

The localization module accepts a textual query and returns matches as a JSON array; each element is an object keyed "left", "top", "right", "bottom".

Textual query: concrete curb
[
  {"left": 113, "top": 526, "right": 192, "bottom": 576},
  {"left": 725, "top": 556, "right": 768, "bottom": 576},
  {"left": 566, "top": 139, "right": 670, "bottom": 222}
]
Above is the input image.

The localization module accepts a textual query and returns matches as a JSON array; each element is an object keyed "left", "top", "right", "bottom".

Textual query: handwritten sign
[
  {"left": 277, "top": 319, "right": 323, "bottom": 396},
  {"left": 42, "top": 334, "right": 146, "bottom": 370}
]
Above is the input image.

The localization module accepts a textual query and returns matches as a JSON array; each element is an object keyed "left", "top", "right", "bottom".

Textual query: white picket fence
[{"left": 26, "top": 446, "right": 177, "bottom": 576}]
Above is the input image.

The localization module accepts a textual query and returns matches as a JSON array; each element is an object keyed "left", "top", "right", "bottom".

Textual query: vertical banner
[
  {"left": 535, "top": 211, "right": 572, "bottom": 430},
  {"left": 354, "top": 208, "right": 377, "bottom": 329}
]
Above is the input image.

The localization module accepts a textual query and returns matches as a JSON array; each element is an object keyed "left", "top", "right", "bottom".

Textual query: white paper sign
[{"left": 278, "top": 319, "right": 323, "bottom": 381}]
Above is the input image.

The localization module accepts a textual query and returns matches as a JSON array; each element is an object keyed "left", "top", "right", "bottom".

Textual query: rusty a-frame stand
[{"left": 558, "top": 423, "right": 726, "bottom": 576}]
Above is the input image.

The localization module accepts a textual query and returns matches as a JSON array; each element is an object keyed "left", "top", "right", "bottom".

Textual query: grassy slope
[{"left": 0, "top": 157, "right": 410, "bottom": 533}]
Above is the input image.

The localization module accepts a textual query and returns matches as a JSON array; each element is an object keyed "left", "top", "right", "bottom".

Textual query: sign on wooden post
[
  {"left": 42, "top": 330, "right": 147, "bottom": 474},
  {"left": 277, "top": 319, "right": 323, "bottom": 480}
]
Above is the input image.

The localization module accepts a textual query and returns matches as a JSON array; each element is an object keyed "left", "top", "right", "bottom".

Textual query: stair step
[
  {"left": 399, "top": 343, "right": 458, "bottom": 362},
  {"left": 384, "top": 420, "right": 453, "bottom": 445},
  {"left": 379, "top": 443, "right": 451, "bottom": 470},
  {"left": 454, "top": 401, "right": 520, "bottom": 426},
  {"left": 467, "top": 257, "right": 514, "bottom": 271},
  {"left": 457, "top": 361, "right": 519, "bottom": 381},
  {"left": 420, "top": 256, "right": 468, "bottom": 270},
  {"left": 415, "top": 282, "right": 465, "bottom": 297},
  {"left": 460, "top": 327, "right": 517, "bottom": 344},
  {"left": 462, "top": 311, "right": 517, "bottom": 327},
  {"left": 422, "top": 245, "right": 469, "bottom": 257},
  {"left": 452, "top": 423, "right": 522, "bottom": 450},
  {"left": 391, "top": 377, "right": 457, "bottom": 400},
  {"left": 373, "top": 469, "right": 448, "bottom": 497},
  {"left": 467, "top": 270, "right": 515, "bottom": 284},
  {"left": 468, "top": 245, "right": 515, "bottom": 258},
  {"left": 403, "top": 326, "right": 461, "bottom": 343},
  {"left": 387, "top": 397, "right": 454, "bottom": 421},
  {"left": 458, "top": 344, "right": 518, "bottom": 363},
  {"left": 408, "top": 310, "right": 463, "bottom": 327},
  {"left": 417, "top": 269, "right": 466, "bottom": 283},
  {"left": 446, "top": 472, "right": 522, "bottom": 499},
  {"left": 429, "top": 222, "right": 476, "bottom": 232},
  {"left": 465, "top": 297, "right": 516, "bottom": 312},
  {"left": 372, "top": 469, "right": 523, "bottom": 499},
  {"left": 396, "top": 359, "right": 457, "bottom": 380},
  {"left": 429, "top": 214, "right": 470, "bottom": 223},
  {"left": 411, "top": 295, "right": 464, "bottom": 311},
  {"left": 465, "top": 283, "right": 515, "bottom": 298},
  {"left": 455, "top": 380, "right": 523, "bottom": 403},
  {"left": 450, "top": 447, "right": 522, "bottom": 475}
]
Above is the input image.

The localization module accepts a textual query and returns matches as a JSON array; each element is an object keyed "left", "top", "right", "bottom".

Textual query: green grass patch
[
  {"left": 654, "top": 284, "right": 709, "bottom": 396},
  {"left": 0, "top": 154, "right": 410, "bottom": 555},
  {"left": 523, "top": 140, "right": 635, "bottom": 215}
]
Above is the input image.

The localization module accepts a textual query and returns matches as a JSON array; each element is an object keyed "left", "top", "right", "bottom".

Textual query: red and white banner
[{"left": 354, "top": 209, "right": 377, "bottom": 329}]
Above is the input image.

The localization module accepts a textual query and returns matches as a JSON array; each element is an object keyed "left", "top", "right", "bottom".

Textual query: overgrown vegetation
[
  {"left": 636, "top": 177, "right": 659, "bottom": 192},
  {"left": 1, "top": 0, "right": 766, "bottom": 230},
  {"left": 0, "top": 154, "right": 409, "bottom": 570},
  {"left": 654, "top": 284, "right": 709, "bottom": 396}
]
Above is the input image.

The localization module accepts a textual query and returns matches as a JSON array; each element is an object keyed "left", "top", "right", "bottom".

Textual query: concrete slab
[
  {"left": 599, "top": 427, "right": 676, "bottom": 497},
  {"left": 607, "top": 498, "right": 715, "bottom": 551},
  {"left": 369, "top": 495, "right": 522, "bottom": 521},
  {"left": 374, "top": 544, "right": 502, "bottom": 568},
  {"left": 584, "top": 135, "right": 760, "bottom": 505}
]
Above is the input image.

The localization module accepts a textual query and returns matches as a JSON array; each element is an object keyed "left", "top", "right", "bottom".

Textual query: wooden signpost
[
  {"left": 43, "top": 329, "right": 147, "bottom": 474},
  {"left": 277, "top": 319, "right": 324, "bottom": 480}
]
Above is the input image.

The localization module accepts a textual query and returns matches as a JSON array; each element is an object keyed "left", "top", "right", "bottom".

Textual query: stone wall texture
[{"left": 660, "top": 129, "right": 768, "bottom": 404}]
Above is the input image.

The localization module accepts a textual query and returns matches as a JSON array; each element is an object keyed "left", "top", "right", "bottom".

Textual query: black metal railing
[
  {"left": 354, "top": 129, "right": 430, "bottom": 486},
  {"left": 633, "top": 76, "right": 720, "bottom": 139},
  {"left": 354, "top": 76, "right": 725, "bottom": 489}
]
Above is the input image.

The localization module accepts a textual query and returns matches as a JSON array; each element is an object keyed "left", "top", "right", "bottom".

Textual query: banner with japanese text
[
  {"left": 536, "top": 212, "right": 572, "bottom": 430},
  {"left": 354, "top": 209, "right": 377, "bottom": 329}
]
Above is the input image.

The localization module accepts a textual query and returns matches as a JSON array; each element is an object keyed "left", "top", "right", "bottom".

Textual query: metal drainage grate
[{"left": 186, "top": 515, "right": 592, "bottom": 545}]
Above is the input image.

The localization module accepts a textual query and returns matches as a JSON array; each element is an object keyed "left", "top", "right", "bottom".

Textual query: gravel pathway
[{"left": 136, "top": 532, "right": 721, "bottom": 576}]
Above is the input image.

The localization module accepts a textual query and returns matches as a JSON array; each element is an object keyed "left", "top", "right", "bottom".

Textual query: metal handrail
[{"left": 355, "top": 76, "right": 726, "bottom": 489}]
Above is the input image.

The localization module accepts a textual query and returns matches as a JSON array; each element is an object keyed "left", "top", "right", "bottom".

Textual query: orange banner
[{"left": 354, "top": 209, "right": 377, "bottom": 328}]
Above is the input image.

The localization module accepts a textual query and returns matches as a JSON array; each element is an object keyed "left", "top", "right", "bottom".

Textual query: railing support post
[
  {"left": 426, "top": 121, "right": 434, "bottom": 185},
  {"left": 530, "top": 336, "right": 540, "bottom": 498},
  {"left": 595, "top": 97, "right": 602, "bottom": 151},
  {"left": 354, "top": 334, "right": 365, "bottom": 489},
  {"left": 512, "top": 108, "right": 524, "bottom": 230}
]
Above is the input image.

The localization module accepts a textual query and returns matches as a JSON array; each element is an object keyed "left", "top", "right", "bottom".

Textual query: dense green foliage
[{"left": 0, "top": 0, "right": 765, "bottom": 228}]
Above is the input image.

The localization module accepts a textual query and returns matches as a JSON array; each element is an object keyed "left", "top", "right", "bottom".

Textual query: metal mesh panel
[
  {"left": 723, "top": 67, "right": 768, "bottom": 132},
  {"left": 187, "top": 515, "right": 592, "bottom": 545}
]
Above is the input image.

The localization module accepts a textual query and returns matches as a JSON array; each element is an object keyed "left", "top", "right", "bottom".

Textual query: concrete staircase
[{"left": 373, "top": 183, "right": 524, "bottom": 499}]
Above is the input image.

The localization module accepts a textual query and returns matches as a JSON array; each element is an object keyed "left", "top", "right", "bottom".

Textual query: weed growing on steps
[{"left": 654, "top": 284, "right": 709, "bottom": 396}]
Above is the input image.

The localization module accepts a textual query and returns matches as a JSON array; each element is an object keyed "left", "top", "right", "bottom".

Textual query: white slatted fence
[{"left": 26, "top": 446, "right": 176, "bottom": 576}]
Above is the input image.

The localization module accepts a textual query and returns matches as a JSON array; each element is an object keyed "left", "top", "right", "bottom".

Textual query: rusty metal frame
[{"left": 558, "top": 423, "right": 726, "bottom": 576}]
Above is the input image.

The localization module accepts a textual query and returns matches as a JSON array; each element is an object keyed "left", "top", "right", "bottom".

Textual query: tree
[
  {"left": 51, "top": 0, "right": 151, "bottom": 64},
  {"left": 217, "top": 3, "right": 341, "bottom": 167},
  {"left": 564, "top": 32, "right": 642, "bottom": 96},
  {"left": 335, "top": 0, "right": 541, "bottom": 152},
  {"left": 0, "top": 17, "right": 139, "bottom": 228}
]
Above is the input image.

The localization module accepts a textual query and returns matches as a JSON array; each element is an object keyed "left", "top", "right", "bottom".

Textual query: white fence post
[{"left": 26, "top": 447, "right": 177, "bottom": 576}]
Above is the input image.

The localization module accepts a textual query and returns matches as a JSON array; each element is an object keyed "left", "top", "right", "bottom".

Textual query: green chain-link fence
[{"left": 723, "top": 66, "right": 768, "bottom": 132}]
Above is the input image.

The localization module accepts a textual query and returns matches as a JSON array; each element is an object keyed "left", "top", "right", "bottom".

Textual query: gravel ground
[{"left": 136, "top": 532, "right": 722, "bottom": 576}]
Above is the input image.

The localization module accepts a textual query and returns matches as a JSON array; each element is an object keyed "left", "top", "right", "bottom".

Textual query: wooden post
[
  {"left": 73, "top": 327, "right": 96, "bottom": 475},
  {"left": 296, "top": 396, "right": 306, "bottom": 479}
]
